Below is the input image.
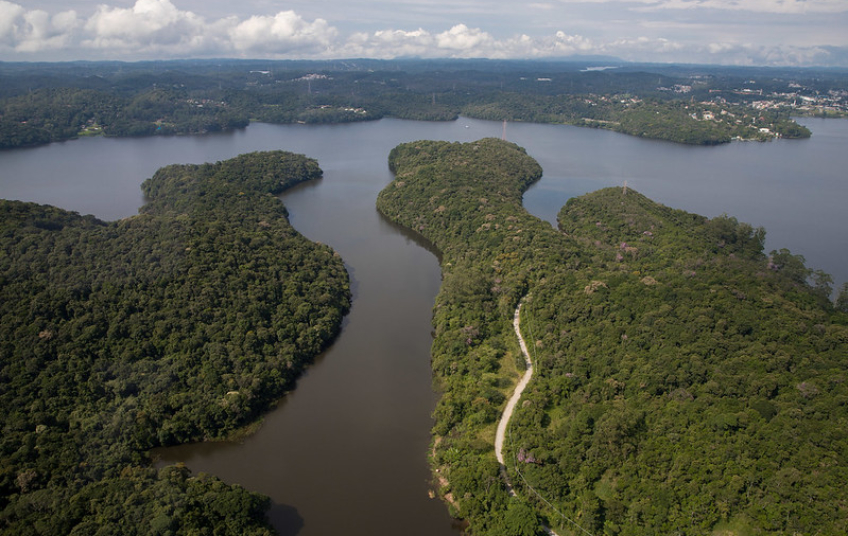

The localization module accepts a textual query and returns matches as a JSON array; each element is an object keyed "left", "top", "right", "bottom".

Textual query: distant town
[{"left": 660, "top": 79, "right": 848, "bottom": 117}]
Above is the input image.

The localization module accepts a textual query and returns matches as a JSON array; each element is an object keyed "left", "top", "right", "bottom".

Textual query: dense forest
[
  {"left": 0, "top": 86, "right": 250, "bottom": 147},
  {"left": 378, "top": 139, "right": 848, "bottom": 535},
  {"left": 0, "top": 151, "right": 351, "bottom": 533},
  {"left": 0, "top": 59, "right": 823, "bottom": 149}
]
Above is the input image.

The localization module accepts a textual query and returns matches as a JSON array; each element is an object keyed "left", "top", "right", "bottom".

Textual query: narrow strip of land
[
  {"left": 497, "top": 301, "right": 571, "bottom": 536},
  {"left": 495, "top": 301, "right": 534, "bottom": 466}
]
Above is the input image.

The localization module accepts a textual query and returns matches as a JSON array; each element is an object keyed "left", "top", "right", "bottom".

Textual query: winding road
[
  {"left": 496, "top": 300, "right": 572, "bottom": 536},
  {"left": 495, "top": 301, "right": 534, "bottom": 467}
]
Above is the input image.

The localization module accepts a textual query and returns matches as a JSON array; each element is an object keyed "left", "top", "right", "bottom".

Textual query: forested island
[
  {"left": 1, "top": 59, "right": 838, "bottom": 149},
  {"left": 0, "top": 152, "right": 351, "bottom": 533},
  {"left": 378, "top": 139, "right": 848, "bottom": 535}
]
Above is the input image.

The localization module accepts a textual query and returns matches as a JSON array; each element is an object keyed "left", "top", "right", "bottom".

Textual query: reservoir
[{"left": 1, "top": 117, "right": 846, "bottom": 536}]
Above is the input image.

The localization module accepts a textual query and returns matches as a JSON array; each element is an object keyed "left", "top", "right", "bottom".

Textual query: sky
[{"left": 2, "top": 0, "right": 847, "bottom": 66}]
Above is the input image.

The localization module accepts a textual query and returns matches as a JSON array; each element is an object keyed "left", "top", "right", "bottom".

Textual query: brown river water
[{"left": 1, "top": 116, "right": 845, "bottom": 535}]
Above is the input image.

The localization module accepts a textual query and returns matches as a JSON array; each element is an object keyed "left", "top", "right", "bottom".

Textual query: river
[{"left": 1, "top": 116, "right": 845, "bottom": 536}]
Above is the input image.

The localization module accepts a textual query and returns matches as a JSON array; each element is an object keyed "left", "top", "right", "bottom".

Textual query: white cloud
[
  {"left": 619, "top": 0, "right": 848, "bottom": 14},
  {"left": 0, "top": 1, "right": 82, "bottom": 51},
  {"left": 435, "top": 24, "right": 497, "bottom": 54},
  {"left": 0, "top": 0, "right": 844, "bottom": 66},
  {"left": 82, "top": 0, "right": 205, "bottom": 50},
  {"left": 0, "top": 0, "right": 341, "bottom": 58},
  {"left": 342, "top": 25, "right": 499, "bottom": 59},
  {"left": 343, "top": 29, "right": 432, "bottom": 59},
  {"left": 340, "top": 25, "right": 690, "bottom": 62},
  {"left": 228, "top": 11, "right": 336, "bottom": 54},
  {"left": 0, "top": 1, "right": 25, "bottom": 45},
  {"left": 700, "top": 42, "right": 835, "bottom": 66},
  {"left": 552, "top": 31, "right": 596, "bottom": 54},
  {"left": 15, "top": 9, "right": 80, "bottom": 52}
]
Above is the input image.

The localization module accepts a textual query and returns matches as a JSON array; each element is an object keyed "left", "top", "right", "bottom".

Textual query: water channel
[{"left": 1, "top": 116, "right": 845, "bottom": 535}]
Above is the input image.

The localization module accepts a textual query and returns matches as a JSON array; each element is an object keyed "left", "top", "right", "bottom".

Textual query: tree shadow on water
[{"left": 267, "top": 502, "right": 304, "bottom": 536}]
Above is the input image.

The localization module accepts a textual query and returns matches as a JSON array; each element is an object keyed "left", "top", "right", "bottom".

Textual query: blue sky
[{"left": 3, "top": 0, "right": 847, "bottom": 66}]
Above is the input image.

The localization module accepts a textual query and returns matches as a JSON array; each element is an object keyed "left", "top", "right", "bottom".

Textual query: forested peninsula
[
  {"left": 378, "top": 139, "right": 848, "bottom": 535},
  {"left": 0, "top": 151, "right": 351, "bottom": 534},
  {"left": 0, "top": 60, "right": 825, "bottom": 149}
]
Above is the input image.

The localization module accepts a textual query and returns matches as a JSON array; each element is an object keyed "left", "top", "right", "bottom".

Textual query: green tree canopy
[
  {"left": 379, "top": 139, "right": 846, "bottom": 535},
  {"left": 0, "top": 151, "right": 350, "bottom": 534}
]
